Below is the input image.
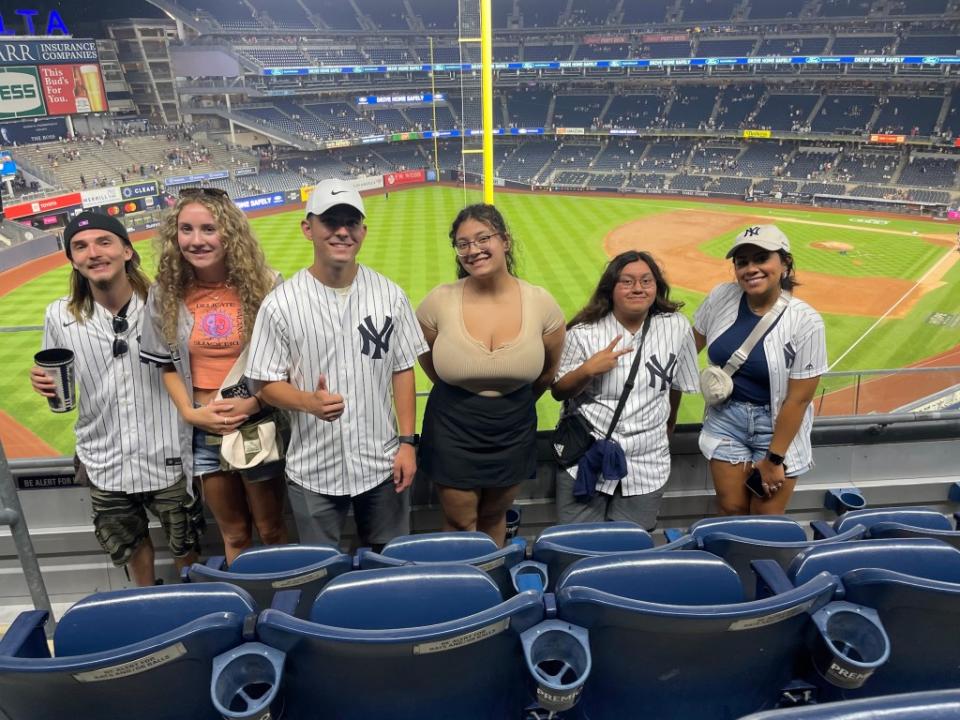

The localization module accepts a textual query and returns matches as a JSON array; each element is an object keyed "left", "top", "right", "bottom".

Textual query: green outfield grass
[{"left": 2, "top": 185, "right": 957, "bottom": 455}]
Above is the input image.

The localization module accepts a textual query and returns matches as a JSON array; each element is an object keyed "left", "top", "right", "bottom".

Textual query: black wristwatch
[
  {"left": 398, "top": 434, "right": 419, "bottom": 447},
  {"left": 767, "top": 451, "right": 785, "bottom": 466}
]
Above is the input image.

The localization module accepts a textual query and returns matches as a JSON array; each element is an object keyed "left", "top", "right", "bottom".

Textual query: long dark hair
[
  {"left": 568, "top": 250, "right": 682, "bottom": 330},
  {"left": 449, "top": 204, "right": 518, "bottom": 280}
]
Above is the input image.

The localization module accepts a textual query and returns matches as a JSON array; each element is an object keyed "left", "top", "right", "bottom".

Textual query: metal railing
[{"left": 814, "top": 366, "right": 960, "bottom": 417}]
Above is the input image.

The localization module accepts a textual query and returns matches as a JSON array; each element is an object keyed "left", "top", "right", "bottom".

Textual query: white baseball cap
[
  {"left": 305, "top": 178, "right": 365, "bottom": 218},
  {"left": 726, "top": 224, "right": 790, "bottom": 258}
]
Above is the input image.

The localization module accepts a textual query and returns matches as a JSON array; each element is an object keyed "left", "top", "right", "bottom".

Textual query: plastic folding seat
[
  {"left": 0, "top": 583, "right": 258, "bottom": 720},
  {"left": 356, "top": 531, "right": 528, "bottom": 596},
  {"left": 739, "top": 688, "right": 960, "bottom": 719},
  {"left": 778, "top": 538, "right": 960, "bottom": 699},
  {"left": 813, "top": 506, "right": 960, "bottom": 550},
  {"left": 673, "top": 515, "right": 866, "bottom": 598},
  {"left": 245, "top": 565, "right": 590, "bottom": 720},
  {"left": 555, "top": 552, "right": 889, "bottom": 720},
  {"left": 183, "top": 544, "right": 352, "bottom": 618},
  {"left": 532, "top": 521, "right": 695, "bottom": 590}
]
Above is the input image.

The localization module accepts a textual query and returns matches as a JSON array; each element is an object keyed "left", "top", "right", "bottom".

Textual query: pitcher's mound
[{"left": 813, "top": 241, "right": 855, "bottom": 252}]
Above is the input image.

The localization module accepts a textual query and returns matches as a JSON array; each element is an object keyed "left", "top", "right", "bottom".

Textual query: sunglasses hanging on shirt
[{"left": 112, "top": 299, "right": 132, "bottom": 358}]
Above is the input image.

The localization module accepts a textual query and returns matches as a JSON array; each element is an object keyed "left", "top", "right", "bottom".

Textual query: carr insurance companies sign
[{"left": 0, "top": 66, "right": 45, "bottom": 119}]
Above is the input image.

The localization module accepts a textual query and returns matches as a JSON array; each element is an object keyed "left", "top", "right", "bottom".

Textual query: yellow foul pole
[{"left": 480, "top": 0, "right": 494, "bottom": 204}]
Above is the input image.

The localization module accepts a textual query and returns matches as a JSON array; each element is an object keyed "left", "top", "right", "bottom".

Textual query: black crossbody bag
[{"left": 552, "top": 314, "right": 651, "bottom": 468}]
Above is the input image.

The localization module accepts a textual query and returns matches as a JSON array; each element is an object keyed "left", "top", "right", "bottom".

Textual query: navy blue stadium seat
[
  {"left": 682, "top": 515, "right": 866, "bottom": 598},
  {"left": 785, "top": 538, "right": 960, "bottom": 699},
  {"left": 356, "top": 531, "right": 526, "bottom": 596},
  {"left": 555, "top": 551, "right": 872, "bottom": 719},
  {"left": 532, "top": 521, "right": 694, "bottom": 590},
  {"left": 0, "top": 583, "right": 257, "bottom": 720},
  {"left": 255, "top": 565, "right": 560, "bottom": 719},
  {"left": 739, "top": 689, "right": 960, "bottom": 719},
  {"left": 183, "top": 544, "right": 352, "bottom": 618},
  {"left": 814, "top": 506, "right": 960, "bottom": 550}
]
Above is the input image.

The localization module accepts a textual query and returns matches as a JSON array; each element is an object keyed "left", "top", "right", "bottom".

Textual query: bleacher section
[
  {"left": 506, "top": 88, "right": 552, "bottom": 128},
  {"left": 665, "top": 86, "right": 718, "bottom": 129},
  {"left": 751, "top": 94, "right": 819, "bottom": 132},
  {"left": 898, "top": 156, "right": 960, "bottom": 188},
  {"left": 551, "top": 95, "right": 608, "bottom": 128},
  {"left": 811, "top": 95, "right": 877, "bottom": 134},
  {"left": 873, "top": 96, "right": 944, "bottom": 136},
  {"left": 605, "top": 94, "right": 667, "bottom": 130}
]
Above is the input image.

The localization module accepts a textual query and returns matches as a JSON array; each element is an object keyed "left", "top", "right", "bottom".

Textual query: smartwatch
[
  {"left": 398, "top": 434, "right": 419, "bottom": 447},
  {"left": 767, "top": 451, "right": 785, "bottom": 466}
]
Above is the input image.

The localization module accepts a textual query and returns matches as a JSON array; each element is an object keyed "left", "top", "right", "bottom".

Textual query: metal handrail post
[{"left": 0, "top": 439, "right": 55, "bottom": 632}]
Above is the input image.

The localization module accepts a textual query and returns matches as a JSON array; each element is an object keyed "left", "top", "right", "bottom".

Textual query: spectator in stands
[
  {"left": 30, "top": 212, "right": 203, "bottom": 585},
  {"left": 693, "top": 225, "right": 826, "bottom": 516},
  {"left": 141, "top": 188, "right": 288, "bottom": 563},
  {"left": 245, "top": 179, "right": 427, "bottom": 550},
  {"left": 416, "top": 205, "right": 565, "bottom": 546},
  {"left": 551, "top": 251, "right": 699, "bottom": 529}
]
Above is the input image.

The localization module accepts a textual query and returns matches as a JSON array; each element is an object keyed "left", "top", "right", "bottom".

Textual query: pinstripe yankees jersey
[
  {"left": 694, "top": 283, "right": 827, "bottom": 471},
  {"left": 42, "top": 295, "right": 184, "bottom": 493},
  {"left": 557, "top": 312, "right": 699, "bottom": 496},
  {"left": 246, "top": 266, "right": 428, "bottom": 495}
]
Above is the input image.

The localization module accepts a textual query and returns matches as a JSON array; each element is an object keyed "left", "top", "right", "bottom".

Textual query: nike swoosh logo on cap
[{"left": 331, "top": 190, "right": 347, "bottom": 195}]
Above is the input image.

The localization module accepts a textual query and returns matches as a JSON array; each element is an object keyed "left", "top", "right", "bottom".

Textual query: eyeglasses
[
  {"left": 178, "top": 187, "right": 229, "bottom": 199},
  {"left": 733, "top": 250, "right": 772, "bottom": 269},
  {"left": 112, "top": 314, "right": 129, "bottom": 358},
  {"left": 616, "top": 276, "right": 656, "bottom": 290},
  {"left": 453, "top": 232, "right": 499, "bottom": 256}
]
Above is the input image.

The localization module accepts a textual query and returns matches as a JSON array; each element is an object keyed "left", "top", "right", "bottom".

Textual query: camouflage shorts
[{"left": 87, "top": 473, "right": 205, "bottom": 567}]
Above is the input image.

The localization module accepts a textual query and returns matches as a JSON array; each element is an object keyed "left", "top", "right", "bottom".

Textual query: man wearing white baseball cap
[{"left": 246, "top": 179, "right": 428, "bottom": 549}]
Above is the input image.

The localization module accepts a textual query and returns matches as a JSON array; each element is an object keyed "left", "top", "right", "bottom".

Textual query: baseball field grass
[{"left": 2, "top": 184, "right": 957, "bottom": 456}]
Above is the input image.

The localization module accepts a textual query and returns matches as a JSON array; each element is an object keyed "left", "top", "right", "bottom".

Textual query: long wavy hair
[
  {"left": 68, "top": 256, "right": 151, "bottom": 322},
  {"left": 450, "top": 204, "right": 519, "bottom": 280},
  {"left": 153, "top": 193, "right": 275, "bottom": 345},
  {"left": 568, "top": 250, "right": 682, "bottom": 330}
]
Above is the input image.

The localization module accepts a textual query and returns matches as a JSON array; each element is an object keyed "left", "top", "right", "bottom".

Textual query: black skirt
[{"left": 417, "top": 379, "right": 537, "bottom": 489}]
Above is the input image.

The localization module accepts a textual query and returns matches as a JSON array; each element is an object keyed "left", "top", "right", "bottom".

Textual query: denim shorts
[
  {"left": 192, "top": 427, "right": 223, "bottom": 476},
  {"left": 699, "top": 400, "right": 811, "bottom": 476}
]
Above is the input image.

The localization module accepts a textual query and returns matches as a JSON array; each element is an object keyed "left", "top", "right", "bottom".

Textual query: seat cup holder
[
  {"left": 511, "top": 560, "right": 549, "bottom": 594},
  {"left": 521, "top": 620, "right": 591, "bottom": 713},
  {"left": 211, "top": 642, "right": 285, "bottom": 720},
  {"left": 809, "top": 602, "right": 890, "bottom": 690},
  {"left": 505, "top": 507, "right": 523, "bottom": 540},
  {"left": 825, "top": 488, "right": 867, "bottom": 515}
]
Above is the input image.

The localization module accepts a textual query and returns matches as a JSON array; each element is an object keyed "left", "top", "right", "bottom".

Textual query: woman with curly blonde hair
[{"left": 141, "top": 188, "right": 287, "bottom": 562}]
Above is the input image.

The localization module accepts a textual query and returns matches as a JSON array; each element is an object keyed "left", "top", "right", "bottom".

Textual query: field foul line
[{"left": 828, "top": 249, "right": 958, "bottom": 371}]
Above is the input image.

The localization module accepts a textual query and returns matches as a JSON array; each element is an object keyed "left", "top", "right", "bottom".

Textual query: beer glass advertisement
[{"left": 39, "top": 63, "right": 107, "bottom": 115}]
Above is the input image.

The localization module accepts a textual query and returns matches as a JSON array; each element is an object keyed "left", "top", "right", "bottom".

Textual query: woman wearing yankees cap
[
  {"left": 141, "top": 188, "right": 287, "bottom": 563},
  {"left": 693, "top": 224, "right": 827, "bottom": 515}
]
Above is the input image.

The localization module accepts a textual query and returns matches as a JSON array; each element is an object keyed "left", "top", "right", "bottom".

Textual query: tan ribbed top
[{"left": 417, "top": 278, "right": 565, "bottom": 396}]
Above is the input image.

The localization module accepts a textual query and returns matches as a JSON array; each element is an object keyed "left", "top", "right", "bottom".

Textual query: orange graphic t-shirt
[{"left": 185, "top": 283, "right": 244, "bottom": 390}]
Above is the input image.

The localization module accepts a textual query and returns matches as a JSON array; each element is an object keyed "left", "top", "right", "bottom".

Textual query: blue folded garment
[{"left": 573, "top": 438, "right": 628, "bottom": 503}]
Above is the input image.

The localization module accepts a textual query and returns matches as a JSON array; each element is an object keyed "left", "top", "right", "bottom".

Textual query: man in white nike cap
[{"left": 246, "top": 179, "right": 427, "bottom": 549}]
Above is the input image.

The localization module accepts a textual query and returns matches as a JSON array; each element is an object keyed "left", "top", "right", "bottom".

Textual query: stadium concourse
[{"left": 2, "top": 1, "right": 960, "bottom": 718}]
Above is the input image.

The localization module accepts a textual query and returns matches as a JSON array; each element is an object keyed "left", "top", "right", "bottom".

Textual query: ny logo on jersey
[
  {"left": 743, "top": 226, "right": 761, "bottom": 237},
  {"left": 784, "top": 341, "right": 797, "bottom": 369},
  {"left": 358, "top": 315, "right": 394, "bottom": 359},
  {"left": 646, "top": 352, "right": 677, "bottom": 392}
]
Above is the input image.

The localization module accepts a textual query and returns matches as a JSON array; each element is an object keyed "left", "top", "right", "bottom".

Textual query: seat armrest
[
  {"left": 270, "top": 589, "right": 302, "bottom": 616},
  {"left": 354, "top": 548, "right": 371, "bottom": 570},
  {"left": 206, "top": 555, "right": 227, "bottom": 570},
  {"left": 0, "top": 610, "right": 51, "bottom": 658},
  {"left": 811, "top": 520, "right": 837, "bottom": 540},
  {"left": 510, "top": 536, "right": 529, "bottom": 557},
  {"left": 752, "top": 559, "right": 794, "bottom": 598},
  {"left": 663, "top": 527, "right": 685, "bottom": 543}
]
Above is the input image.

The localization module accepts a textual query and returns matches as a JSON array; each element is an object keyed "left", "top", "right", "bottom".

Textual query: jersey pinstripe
[
  {"left": 556, "top": 312, "right": 699, "bottom": 496},
  {"left": 42, "top": 295, "right": 184, "bottom": 493},
  {"left": 693, "top": 282, "right": 827, "bottom": 471},
  {"left": 246, "top": 266, "right": 428, "bottom": 496}
]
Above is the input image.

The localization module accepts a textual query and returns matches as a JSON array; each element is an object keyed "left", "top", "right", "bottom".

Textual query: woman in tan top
[{"left": 417, "top": 204, "right": 565, "bottom": 545}]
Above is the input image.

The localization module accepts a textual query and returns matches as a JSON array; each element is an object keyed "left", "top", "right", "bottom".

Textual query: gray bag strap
[{"left": 721, "top": 292, "right": 791, "bottom": 377}]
